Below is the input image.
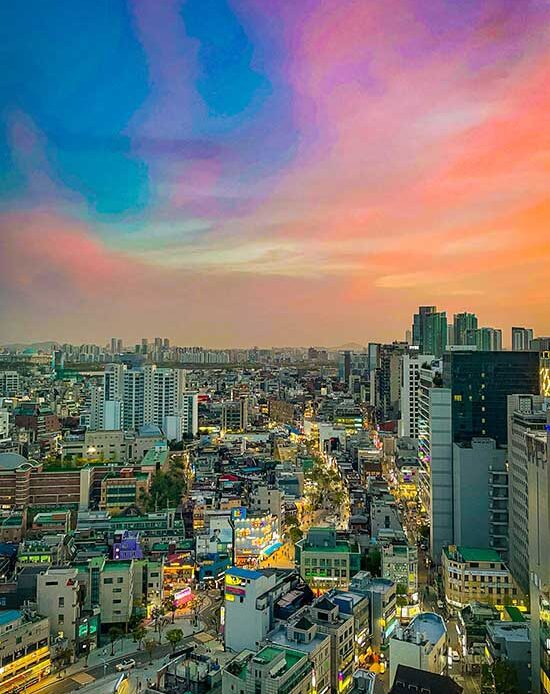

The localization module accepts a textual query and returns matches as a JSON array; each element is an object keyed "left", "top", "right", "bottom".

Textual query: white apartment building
[
  {"left": 0, "top": 410, "right": 9, "bottom": 439},
  {"left": 37, "top": 567, "right": 81, "bottom": 643},
  {"left": 389, "top": 613, "right": 447, "bottom": 686},
  {"left": 0, "top": 371, "right": 20, "bottom": 397},
  {"left": 399, "top": 353, "right": 434, "bottom": 439}
]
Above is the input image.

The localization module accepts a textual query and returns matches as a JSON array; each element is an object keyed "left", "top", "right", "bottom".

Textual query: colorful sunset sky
[{"left": 1, "top": 0, "right": 549, "bottom": 347}]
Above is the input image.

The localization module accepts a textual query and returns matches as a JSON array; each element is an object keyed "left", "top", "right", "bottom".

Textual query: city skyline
[{"left": 1, "top": 1, "right": 549, "bottom": 346}]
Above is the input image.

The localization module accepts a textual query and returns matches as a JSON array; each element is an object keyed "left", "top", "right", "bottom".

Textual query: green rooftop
[
  {"left": 458, "top": 547, "right": 502, "bottom": 563},
  {"left": 302, "top": 541, "right": 358, "bottom": 553},
  {"left": 104, "top": 560, "right": 133, "bottom": 572},
  {"left": 234, "top": 647, "right": 305, "bottom": 681},
  {"left": 504, "top": 606, "right": 525, "bottom": 623}
]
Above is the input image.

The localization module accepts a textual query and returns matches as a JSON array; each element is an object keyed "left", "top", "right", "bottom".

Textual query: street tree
[
  {"left": 144, "top": 638, "right": 157, "bottom": 663},
  {"left": 165, "top": 628, "right": 184, "bottom": 652}
]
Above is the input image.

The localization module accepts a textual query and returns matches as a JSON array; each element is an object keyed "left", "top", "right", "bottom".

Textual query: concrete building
[
  {"left": 37, "top": 567, "right": 82, "bottom": 644},
  {"left": 486, "top": 620, "right": 531, "bottom": 694},
  {"left": 306, "top": 596, "right": 355, "bottom": 694},
  {"left": 221, "top": 398, "right": 249, "bottom": 433},
  {"left": 452, "top": 438, "right": 508, "bottom": 555},
  {"left": 399, "top": 353, "right": 434, "bottom": 439},
  {"left": 0, "top": 370, "right": 20, "bottom": 397},
  {"left": 99, "top": 467, "right": 151, "bottom": 514},
  {"left": 295, "top": 527, "right": 361, "bottom": 591},
  {"left": 417, "top": 362, "right": 453, "bottom": 561},
  {"left": 224, "top": 567, "right": 307, "bottom": 653},
  {"left": 442, "top": 546, "right": 525, "bottom": 611},
  {"left": 507, "top": 394, "right": 548, "bottom": 592},
  {"left": 381, "top": 543, "right": 418, "bottom": 596},
  {"left": 389, "top": 612, "right": 447, "bottom": 686},
  {"left": 349, "top": 573, "right": 397, "bottom": 651},
  {"left": 466, "top": 327, "right": 502, "bottom": 351},
  {"left": 222, "top": 645, "right": 313, "bottom": 694},
  {"left": 527, "top": 422, "right": 550, "bottom": 694},
  {"left": 268, "top": 617, "right": 332, "bottom": 694},
  {"left": 0, "top": 609, "right": 51, "bottom": 694},
  {"left": 250, "top": 485, "right": 283, "bottom": 518},
  {"left": 0, "top": 409, "right": 9, "bottom": 439}
]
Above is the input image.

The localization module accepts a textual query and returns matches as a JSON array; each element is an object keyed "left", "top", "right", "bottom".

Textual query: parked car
[
  {"left": 451, "top": 650, "right": 460, "bottom": 662},
  {"left": 437, "top": 599, "right": 445, "bottom": 609},
  {"left": 115, "top": 659, "right": 136, "bottom": 672}
]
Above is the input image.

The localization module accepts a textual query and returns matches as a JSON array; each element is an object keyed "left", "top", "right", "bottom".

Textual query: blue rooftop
[
  {"left": 227, "top": 566, "right": 262, "bottom": 580},
  {"left": 0, "top": 610, "right": 21, "bottom": 626}
]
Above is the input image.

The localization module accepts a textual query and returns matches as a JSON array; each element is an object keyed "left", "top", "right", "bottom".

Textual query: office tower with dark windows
[
  {"left": 512, "top": 326, "right": 534, "bottom": 351},
  {"left": 453, "top": 312, "right": 478, "bottom": 346},
  {"left": 443, "top": 350, "right": 540, "bottom": 447}
]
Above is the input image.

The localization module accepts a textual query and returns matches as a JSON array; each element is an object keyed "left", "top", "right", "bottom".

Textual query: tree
[
  {"left": 163, "top": 595, "right": 178, "bottom": 623},
  {"left": 165, "top": 628, "right": 184, "bottom": 653},
  {"left": 493, "top": 660, "right": 521, "bottom": 694},
  {"left": 144, "top": 638, "right": 157, "bottom": 663},
  {"left": 288, "top": 526, "right": 303, "bottom": 544},
  {"left": 55, "top": 646, "right": 73, "bottom": 677},
  {"left": 132, "top": 624, "right": 147, "bottom": 650},
  {"left": 363, "top": 549, "right": 381, "bottom": 576},
  {"left": 108, "top": 627, "right": 123, "bottom": 656}
]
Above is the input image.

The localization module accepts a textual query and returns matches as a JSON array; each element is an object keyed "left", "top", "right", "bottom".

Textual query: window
[
  {"left": 104, "top": 578, "right": 113, "bottom": 584},
  {"left": 117, "top": 577, "right": 124, "bottom": 584},
  {"left": 59, "top": 597, "right": 64, "bottom": 607},
  {"left": 113, "top": 599, "right": 122, "bottom": 604},
  {"left": 58, "top": 614, "right": 64, "bottom": 624}
]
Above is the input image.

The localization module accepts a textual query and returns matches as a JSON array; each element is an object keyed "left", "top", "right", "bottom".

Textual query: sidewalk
[{"left": 27, "top": 617, "right": 203, "bottom": 694}]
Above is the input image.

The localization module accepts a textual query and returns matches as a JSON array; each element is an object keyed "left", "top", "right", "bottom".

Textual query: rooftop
[
  {"left": 446, "top": 547, "right": 502, "bottom": 563},
  {"left": 400, "top": 612, "right": 446, "bottom": 647},
  {"left": 0, "top": 610, "right": 20, "bottom": 626}
]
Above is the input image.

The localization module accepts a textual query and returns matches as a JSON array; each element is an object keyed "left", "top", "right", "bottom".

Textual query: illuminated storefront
[
  {"left": 233, "top": 510, "right": 280, "bottom": 564},
  {"left": 163, "top": 552, "right": 195, "bottom": 596}
]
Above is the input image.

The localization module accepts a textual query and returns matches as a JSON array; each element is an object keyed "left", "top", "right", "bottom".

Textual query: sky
[{"left": 0, "top": 0, "right": 549, "bottom": 347}]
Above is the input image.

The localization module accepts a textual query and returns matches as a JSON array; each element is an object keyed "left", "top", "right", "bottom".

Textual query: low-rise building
[
  {"left": 442, "top": 546, "right": 526, "bottom": 611},
  {"left": 222, "top": 645, "right": 313, "bottom": 694},
  {"left": 0, "top": 609, "right": 51, "bottom": 694},
  {"left": 296, "top": 527, "right": 361, "bottom": 591},
  {"left": 305, "top": 596, "right": 355, "bottom": 694},
  {"left": 389, "top": 612, "right": 447, "bottom": 686},
  {"left": 381, "top": 543, "right": 418, "bottom": 596},
  {"left": 486, "top": 620, "right": 531, "bottom": 694},
  {"left": 268, "top": 617, "right": 332, "bottom": 694},
  {"left": 350, "top": 572, "right": 397, "bottom": 652},
  {"left": 99, "top": 467, "right": 151, "bottom": 513}
]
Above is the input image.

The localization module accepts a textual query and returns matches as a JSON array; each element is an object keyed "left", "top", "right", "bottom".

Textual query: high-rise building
[
  {"left": 141, "top": 338, "right": 148, "bottom": 355},
  {"left": 452, "top": 437, "right": 508, "bottom": 555},
  {"left": 99, "top": 364, "right": 186, "bottom": 433},
  {"left": 507, "top": 394, "right": 548, "bottom": 592},
  {"left": 399, "top": 352, "right": 434, "bottom": 438},
  {"left": 375, "top": 342, "right": 408, "bottom": 421},
  {"left": 467, "top": 327, "right": 502, "bottom": 351},
  {"left": 512, "top": 327, "right": 534, "bottom": 351},
  {"left": 527, "top": 419, "right": 550, "bottom": 694},
  {"left": 443, "top": 350, "right": 540, "bottom": 447},
  {"left": 412, "top": 306, "right": 447, "bottom": 357},
  {"left": 453, "top": 312, "right": 478, "bottom": 346},
  {"left": 417, "top": 362, "right": 452, "bottom": 561}
]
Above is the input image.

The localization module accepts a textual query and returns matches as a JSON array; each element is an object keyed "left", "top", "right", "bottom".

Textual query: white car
[
  {"left": 451, "top": 650, "right": 460, "bottom": 662},
  {"left": 437, "top": 599, "right": 445, "bottom": 609},
  {"left": 115, "top": 659, "right": 136, "bottom": 672}
]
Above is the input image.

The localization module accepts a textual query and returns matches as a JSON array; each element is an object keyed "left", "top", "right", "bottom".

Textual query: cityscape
[
  {"left": 1, "top": 3, "right": 549, "bottom": 694},
  {"left": 0, "top": 313, "right": 549, "bottom": 694}
]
